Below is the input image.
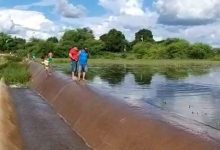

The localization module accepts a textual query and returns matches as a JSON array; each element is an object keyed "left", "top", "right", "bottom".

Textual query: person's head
[
  {"left": 48, "top": 51, "right": 53, "bottom": 57},
  {"left": 84, "top": 48, "right": 89, "bottom": 53},
  {"left": 73, "top": 47, "right": 78, "bottom": 51}
]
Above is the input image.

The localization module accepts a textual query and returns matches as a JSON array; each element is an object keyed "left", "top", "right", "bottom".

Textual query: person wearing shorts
[
  {"left": 78, "top": 48, "right": 89, "bottom": 80},
  {"left": 42, "top": 55, "right": 51, "bottom": 77},
  {"left": 48, "top": 52, "right": 53, "bottom": 72},
  {"left": 69, "top": 47, "right": 79, "bottom": 80}
]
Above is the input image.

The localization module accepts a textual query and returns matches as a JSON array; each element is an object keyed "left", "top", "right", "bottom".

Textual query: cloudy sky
[{"left": 0, "top": 0, "right": 220, "bottom": 46}]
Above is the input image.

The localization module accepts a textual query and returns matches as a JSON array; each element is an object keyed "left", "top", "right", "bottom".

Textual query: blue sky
[{"left": 0, "top": 0, "right": 220, "bottom": 46}]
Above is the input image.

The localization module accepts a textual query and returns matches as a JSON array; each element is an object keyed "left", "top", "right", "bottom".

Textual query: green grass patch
[
  {"left": 53, "top": 58, "right": 220, "bottom": 67},
  {"left": 0, "top": 55, "right": 30, "bottom": 85}
]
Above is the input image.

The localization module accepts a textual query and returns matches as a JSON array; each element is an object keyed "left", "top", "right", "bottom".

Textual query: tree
[
  {"left": 23, "top": 39, "right": 56, "bottom": 58},
  {"left": 164, "top": 39, "right": 190, "bottom": 59},
  {"left": 83, "top": 39, "right": 104, "bottom": 55},
  {"left": 0, "top": 33, "right": 12, "bottom": 52},
  {"left": 134, "top": 29, "right": 154, "bottom": 43},
  {"left": 100, "top": 29, "right": 127, "bottom": 52},
  {"left": 60, "top": 28, "right": 94, "bottom": 49},
  {"left": 189, "top": 43, "right": 214, "bottom": 59},
  {"left": 47, "top": 37, "right": 58, "bottom": 43},
  {"left": 132, "top": 42, "right": 153, "bottom": 58}
]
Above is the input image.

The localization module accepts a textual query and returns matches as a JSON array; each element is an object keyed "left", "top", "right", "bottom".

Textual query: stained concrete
[
  {"left": 10, "top": 88, "right": 91, "bottom": 150},
  {"left": 27, "top": 62, "right": 220, "bottom": 150}
]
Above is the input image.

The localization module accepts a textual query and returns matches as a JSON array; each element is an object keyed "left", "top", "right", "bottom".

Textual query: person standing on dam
[
  {"left": 69, "top": 47, "right": 79, "bottom": 80},
  {"left": 42, "top": 54, "right": 51, "bottom": 77},
  {"left": 78, "top": 48, "right": 89, "bottom": 81}
]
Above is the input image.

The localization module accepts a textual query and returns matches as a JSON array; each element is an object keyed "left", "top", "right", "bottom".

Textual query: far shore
[{"left": 53, "top": 58, "right": 220, "bottom": 66}]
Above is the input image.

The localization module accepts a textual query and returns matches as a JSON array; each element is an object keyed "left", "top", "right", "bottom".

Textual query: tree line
[{"left": 0, "top": 28, "right": 219, "bottom": 59}]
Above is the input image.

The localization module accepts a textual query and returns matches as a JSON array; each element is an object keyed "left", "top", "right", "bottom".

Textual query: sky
[{"left": 0, "top": 0, "right": 220, "bottom": 47}]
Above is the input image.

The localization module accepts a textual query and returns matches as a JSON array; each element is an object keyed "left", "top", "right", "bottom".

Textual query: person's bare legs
[
  {"left": 82, "top": 72, "right": 86, "bottom": 80},
  {"left": 72, "top": 72, "right": 76, "bottom": 80},
  {"left": 71, "top": 61, "right": 77, "bottom": 80},
  {"left": 78, "top": 71, "right": 81, "bottom": 80},
  {"left": 46, "top": 69, "right": 49, "bottom": 78},
  {"left": 48, "top": 67, "right": 52, "bottom": 76}
]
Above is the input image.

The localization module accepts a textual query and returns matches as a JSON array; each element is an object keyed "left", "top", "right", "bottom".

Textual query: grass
[
  {"left": 53, "top": 58, "right": 220, "bottom": 67},
  {"left": 53, "top": 58, "right": 218, "bottom": 80},
  {"left": 0, "top": 55, "right": 30, "bottom": 85}
]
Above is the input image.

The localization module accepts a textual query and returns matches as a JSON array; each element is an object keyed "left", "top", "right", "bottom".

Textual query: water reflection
[
  {"left": 87, "top": 65, "right": 210, "bottom": 85},
  {"left": 86, "top": 65, "right": 220, "bottom": 132}
]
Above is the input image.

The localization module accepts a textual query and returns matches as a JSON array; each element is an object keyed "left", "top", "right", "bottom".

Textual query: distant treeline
[{"left": 0, "top": 28, "right": 220, "bottom": 59}]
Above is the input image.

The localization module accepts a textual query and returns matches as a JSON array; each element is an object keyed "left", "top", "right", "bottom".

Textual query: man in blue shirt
[{"left": 78, "top": 48, "right": 89, "bottom": 80}]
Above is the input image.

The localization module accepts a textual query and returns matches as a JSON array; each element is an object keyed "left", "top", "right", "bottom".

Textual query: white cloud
[
  {"left": 0, "top": 9, "right": 61, "bottom": 39},
  {"left": 14, "top": 0, "right": 86, "bottom": 18},
  {"left": 152, "top": 21, "right": 220, "bottom": 47},
  {"left": 91, "top": 12, "right": 158, "bottom": 40},
  {"left": 72, "top": 0, "right": 156, "bottom": 40},
  {"left": 60, "top": 8, "right": 158, "bottom": 41},
  {"left": 3, "top": 0, "right": 220, "bottom": 47},
  {"left": 154, "top": 0, "right": 220, "bottom": 25},
  {"left": 99, "top": 0, "right": 144, "bottom": 16},
  {"left": 55, "top": 0, "right": 86, "bottom": 18}
]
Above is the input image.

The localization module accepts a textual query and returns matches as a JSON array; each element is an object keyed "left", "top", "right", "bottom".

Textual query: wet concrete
[
  {"left": 28, "top": 62, "right": 220, "bottom": 150},
  {"left": 0, "top": 80, "right": 24, "bottom": 150},
  {"left": 10, "top": 88, "right": 91, "bottom": 150}
]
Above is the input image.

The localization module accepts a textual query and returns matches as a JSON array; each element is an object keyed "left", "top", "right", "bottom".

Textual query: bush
[
  {"left": 5, "top": 56, "right": 22, "bottom": 62},
  {"left": 120, "top": 53, "right": 127, "bottom": 58},
  {"left": 0, "top": 62, "right": 30, "bottom": 85},
  {"left": 126, "top": 54, "right": 136, "bottom": 60},
  {"left": 188, "top": 43, "right": 214, "bottom": 59},
  {"left": 0, "top": 56, "right": 30, "bottom": 85},
  {"left": 212, "top": 54, "right": 220, "bottom": 61}
]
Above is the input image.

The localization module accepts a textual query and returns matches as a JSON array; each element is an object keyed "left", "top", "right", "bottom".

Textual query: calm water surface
[
  {"left": 85, "top": 65, "right": 220, "bottom": 131},
  {"left": 57, "top": 64, "right": 220, "bottom": 139}
]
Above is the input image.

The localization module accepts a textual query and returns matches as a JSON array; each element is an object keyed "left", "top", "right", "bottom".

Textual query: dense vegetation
[
  {"left": 0, "top": 28, "right": 220, "bottom": 60},
  {"left": 0, "top": 55, "right": 30, "bottom": 85}
]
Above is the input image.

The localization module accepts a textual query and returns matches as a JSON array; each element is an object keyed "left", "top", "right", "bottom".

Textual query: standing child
[
  {"left": 42, "top": 55, "right": 51, "bottom": 77},
  {"left": 48, "top": 52, "right": 53, "bottom": 73}
]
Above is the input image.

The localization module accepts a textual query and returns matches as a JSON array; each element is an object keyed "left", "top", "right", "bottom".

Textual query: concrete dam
[{"left": 1, "top": 62, "right": 220, "bottom": 150}]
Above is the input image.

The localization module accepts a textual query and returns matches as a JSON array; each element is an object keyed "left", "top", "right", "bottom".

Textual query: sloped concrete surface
[
  {"left": 10, "top": 88, "right": 91, "bottom": 150},
  {"left": 0, "top": 80, "right": 24, "bottom": 150},
  {"left": 27, "top": 62, "right": 220, "bottom": 150}
]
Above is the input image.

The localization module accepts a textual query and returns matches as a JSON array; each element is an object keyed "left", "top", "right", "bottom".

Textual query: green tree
[
  {"left": 60, "top": 28, "right": 94, "bottom": 49},
  {"left": 0, "top": 33, "right": 12, "bottom": 52},
  {"left": 189, "top": 43, "right": 214, "bottom": 59},
  {"left": 23, "top": 39, "right": 56, "bottom": 58},
  {"left": 47, "top": 37, "right": 59, "bottom": 43},
  {"left": 100, "top": 29, "right": 127, "bottom": 52},
  {"left": 84, "top": 39, "right": 104, "bottom": 55},
  {"left": 132, "top": 42, "right": 153, "bottom": 58},
  {"left": 134, "top": 29, "right": 154, "bottom": 43},
  {"left": 164, "top": 39, "right": 190, "bottom": 59}
]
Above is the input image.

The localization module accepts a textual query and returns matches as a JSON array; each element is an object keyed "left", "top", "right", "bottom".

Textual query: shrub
[
  {"left": 0, "top": 56, "right": 30, "bottom": 85},
  {"left": 1, "top": 62, "right": 30, "bottom": 85}
]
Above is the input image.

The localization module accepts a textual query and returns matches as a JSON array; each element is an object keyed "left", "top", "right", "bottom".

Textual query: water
[
  {"left": 84, "top": 65, "right": 220, "bottom": 131},
  {"left": 56, "top": 64, "right": 220, "bottom": 139}
]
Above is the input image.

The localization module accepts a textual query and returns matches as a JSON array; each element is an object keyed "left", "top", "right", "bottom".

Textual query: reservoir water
[
  {"left": 57, "top": 63, "right": 220, "bottom": 141},
  {"left": 86, "top": 65, "right": 220, "bottom": 130}
]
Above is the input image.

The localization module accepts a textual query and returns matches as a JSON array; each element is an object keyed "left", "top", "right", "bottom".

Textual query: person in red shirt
[{"left": 69, "top": 47, "right": 79, "bottom": 80}]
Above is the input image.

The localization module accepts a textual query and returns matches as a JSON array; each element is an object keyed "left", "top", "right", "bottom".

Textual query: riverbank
[
  {"left": 0, "top": 55, "right": 30, "bottom": 86},
  {"left": 54, "top": 58, "right": 220, "bottom": 66}
]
